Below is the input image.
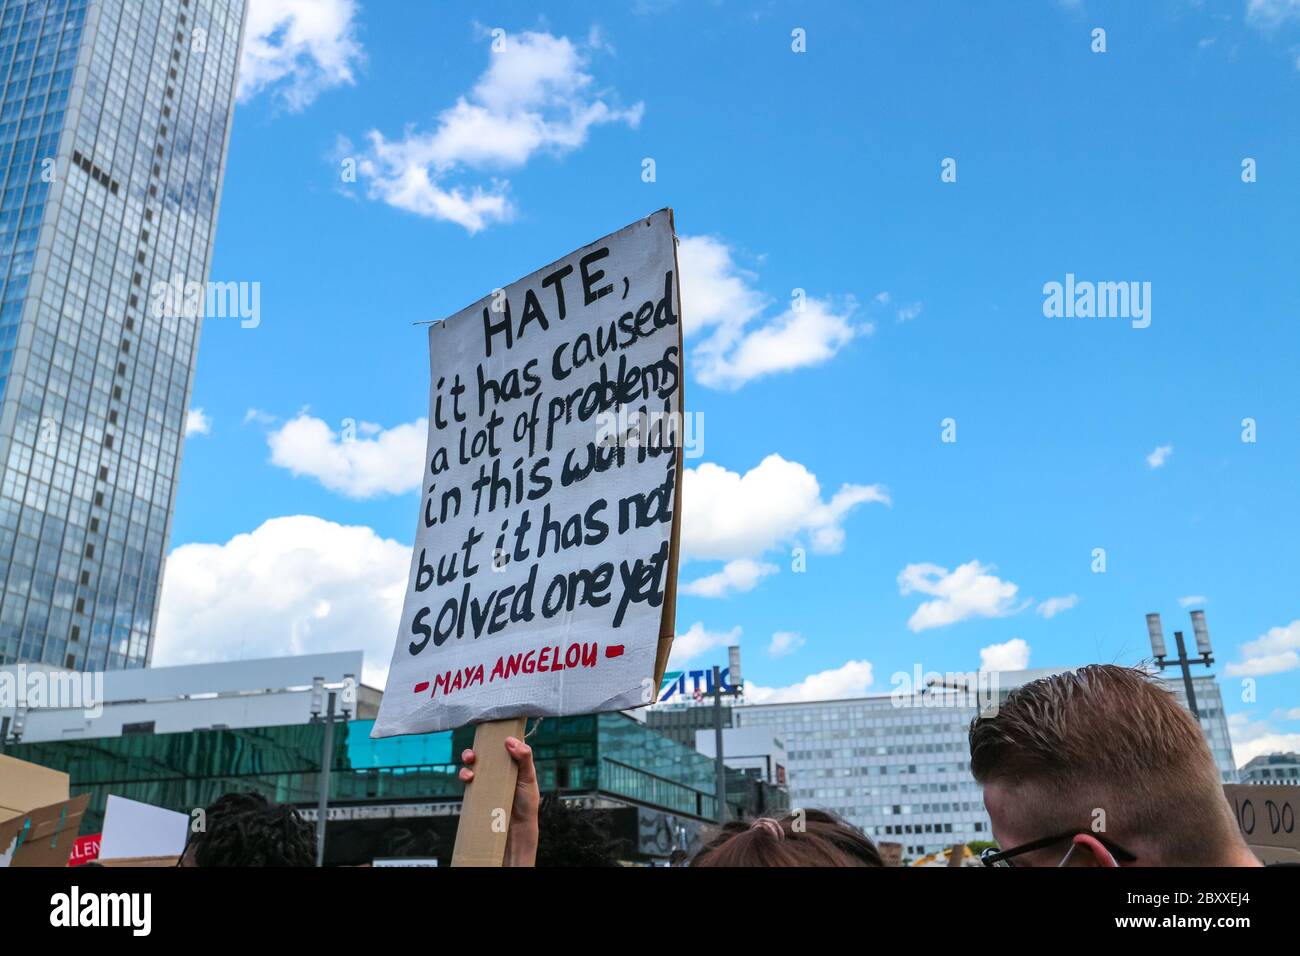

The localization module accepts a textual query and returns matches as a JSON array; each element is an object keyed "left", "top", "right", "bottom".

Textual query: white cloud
[
  {"left": 668, "top": 622, "right": 741, "bottom": 668},
  {"left": 244, "top": 408, "right": 277, "bottom": 426},
  {"left": 680, "top": 558, "right": 778, "bottom": 598},
  {"left": 896, "top": 302, "right": 923, "bottom": 323},
  {"left": 185, "top": 408, "right": 211, "bottom": 437},
  {"left": 677, "top": 235, "right": 865, "bottom": 389},
  {"left": 745, "top": 660, "right": 874, "bottom": 704},
  {"left": 352, "top": 30, "right": 642, "bottom": 232},
  {"left": 1247, "top": 0, "right": 1300, "bottom": 28},
  {"left": 1225, "top": 620, "right": 1300, "bottom": 677},
  {"left": 1245, "top": 1, "right": 1300, "bottom": 70},
  {"left": 979, "top": 638, "right": 1031, "bottom": 672},
  {"left": 684, "top": 454, "right": 888, "bottom": 562},
  {"left": 266, "top": 413, "right": 426, "bottom": 499},
  {"left": 1146, "top": 444, "right": 1173, "bottom": 469},
  {"left": 1228, "top": 712, "right": 1300, "bottom": 768},
  {"left": 1036, "top": 594, "right": 1078, "bottom": 619},
  {"left": 767, "top": 631, "right": 805, "bottom": 657},
  {"left": 898, "top": 560, "right": 1023, "bottom": 632},
  {"left": 153, "top": 516, "right": 409, "bottom": 687},
  {"left": 263, "top": 415, "right": 885, "bottom": 587},
  {"left": 238, "top": 0, "right": 363, "bottom": 111},
  {"left": 1179, "top": 595, "right": 1208, "bottom": 608}
]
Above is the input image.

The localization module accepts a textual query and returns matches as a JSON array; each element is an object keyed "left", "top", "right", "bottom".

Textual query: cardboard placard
[
  {"left": 1225, "top": 784, "right": 1300, "bottom": 865},
  {"left": 0, "top": 753, "right": 69, "bottom": 824},
  {"left": 96, "top": 855, "right": 181, "bottom": 867},
  {"left": 374, "top": 210, "right": 684, "bottom": 737},
  {"left": 372, "top": 857, "right": 440, "bottom": 867},
  {"left": 0, "top": 793, "right": 89, "bottom": 867},
  {"left": 98, "top": 795, "right": 190, "bottom": 862}
]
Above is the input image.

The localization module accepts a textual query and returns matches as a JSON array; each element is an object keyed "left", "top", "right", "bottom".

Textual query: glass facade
[
  {"left": 6, "top": 711, "right": 744, "bottom": 834},
  {"left": 0, "top": 0, "right": 85, "bottom": 397},
  {"left": 1167, "top": 675, "right": 1238, "bottom": 784},
  {"left": 736, "top": 695, "right": 988, "bottom": 861},
  {"left": 734, "top": 671, "right": 1238, "bottom": 860},
  {"left": 0, "top": 0, "right": 245, "bottom": 671}
]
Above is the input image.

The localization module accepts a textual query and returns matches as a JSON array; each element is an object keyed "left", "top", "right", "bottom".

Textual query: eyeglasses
[{"left": 980, "top": 830, "right": 1137, "bottom": 867}]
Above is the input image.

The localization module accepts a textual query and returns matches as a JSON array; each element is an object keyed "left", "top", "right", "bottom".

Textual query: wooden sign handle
[{"left": 451, "top": 716, "right": 529, "bottom": 867}]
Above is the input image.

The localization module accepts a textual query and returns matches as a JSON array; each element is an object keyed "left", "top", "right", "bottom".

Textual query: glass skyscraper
[{"left": 0, "top": 0, "right": 245, "bottom": 670}]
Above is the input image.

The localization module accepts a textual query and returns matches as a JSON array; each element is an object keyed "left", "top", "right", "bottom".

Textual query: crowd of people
[{"left": 175, "top": 664, "right": 1264, "bottom": 868}]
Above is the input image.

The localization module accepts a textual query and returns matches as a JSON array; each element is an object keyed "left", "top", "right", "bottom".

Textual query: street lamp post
[
  {"left": 315, "top": 689, "right": 336, "bottom": 868},
  {"left": 309, "top": 675, "right": 354, "bottom": 868},
  {"left": 712, "top": 665, "right": 726, "bottom": 824},
  {"left": 709, "top": 646, "right": 744, "bottom": 825},
  {"left": 1146, "top": 610, "right": 1215, "bottom": 719}
]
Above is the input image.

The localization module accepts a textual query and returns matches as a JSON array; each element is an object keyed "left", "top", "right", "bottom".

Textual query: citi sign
[{"left": 657, "top": 667, "right": 738, "bottom": 702}]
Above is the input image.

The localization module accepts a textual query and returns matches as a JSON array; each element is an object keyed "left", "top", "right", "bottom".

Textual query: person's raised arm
[{"left": 458, "top": 735, "right": 539, "bottom": 867}]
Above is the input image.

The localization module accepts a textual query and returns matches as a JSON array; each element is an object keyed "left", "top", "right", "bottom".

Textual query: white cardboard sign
[
  {"left": 373, "top": 210, "right": 683, "bottom": 737},
  {"left": 98, "top": 795, "right": 189, "bottom": 861}
]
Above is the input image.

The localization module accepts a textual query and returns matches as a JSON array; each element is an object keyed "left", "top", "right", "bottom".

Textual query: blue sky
[{"left": 153, "top": 0, "right": 1300, "bottom": 766}]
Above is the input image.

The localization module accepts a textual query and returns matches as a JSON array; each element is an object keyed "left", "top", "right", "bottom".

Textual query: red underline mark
[
  {"left": 605, "top": 645, "right": 625, "bottom": 658},
  {"left": 414, "top": 681, "right": 429, "bottom": 694}
]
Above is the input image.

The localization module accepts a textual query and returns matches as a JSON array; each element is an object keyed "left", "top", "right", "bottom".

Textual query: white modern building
[
  {"left": 731, "top": 666, "right": 1238, "bottom": 861},
  {"left": 0, "top": 651, "right": 367, "bottom": 742},
  {"left": 1240, "top": 752, "right": 1299, "bottom": 786},
  {"left": 694, "top": 724, "right": 787, "bottom": 786}
]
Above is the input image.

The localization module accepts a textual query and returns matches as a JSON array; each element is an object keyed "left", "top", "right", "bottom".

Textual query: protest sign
[
  {"left": 0, "top": 793, "right": 89, "bottom": 867},
  {"left": 98, "top": 795, "right": 189, "bottom": 862},
  {"left": 1225, "top": 784, "right": 1300, "bottom": 865},
  {"left": 372, "top": 857, "right": 439, "bottom": 867},
  {"left": 0, "top": 753, "right": 69, "bottom": 824},
  {"left": 373, "top": 209, "right": 684, "bottom": 738}
]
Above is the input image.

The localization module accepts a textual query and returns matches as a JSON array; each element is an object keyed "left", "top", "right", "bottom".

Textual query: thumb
[{"left": 505, "top": 737, "right": 537, "bottom": 785}]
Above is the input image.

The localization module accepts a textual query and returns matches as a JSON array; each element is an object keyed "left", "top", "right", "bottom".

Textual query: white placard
[
  {"left": 98, "top": 795, "right": 189, "bottom": 861},
  {"left": 373, "top": 210, "right": 683, "bottom": 736},
  {"left": 372, "top": 857, "right": 440, "bottom": 867}
]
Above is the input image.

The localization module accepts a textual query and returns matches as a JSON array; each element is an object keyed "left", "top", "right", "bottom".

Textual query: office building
[
  {"left": 0, "top": 0, "right": 246, "bottom": 671},
  {"left": 693, "top": 724, "right": 787, "bottom": 788},
  {"left": 731, "top": 666, "right": 1238, "bottom": 861},
  {"left": 1240, "top": 752, "right": 1299, "bottom": 786}
]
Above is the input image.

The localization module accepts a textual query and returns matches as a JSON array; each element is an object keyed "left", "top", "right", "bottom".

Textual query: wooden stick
[{"left": 450, "top": 716, "right": 529, "bottom": 867}]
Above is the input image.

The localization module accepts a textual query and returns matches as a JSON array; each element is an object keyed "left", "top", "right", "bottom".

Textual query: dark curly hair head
[{"left": 188, "top": 792, "right": 316, "bottom": 867}]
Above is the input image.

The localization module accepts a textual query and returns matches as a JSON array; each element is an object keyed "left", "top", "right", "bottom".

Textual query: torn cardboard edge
[{"left": 0, "top": 792, "right": 89, "bottom": 867}]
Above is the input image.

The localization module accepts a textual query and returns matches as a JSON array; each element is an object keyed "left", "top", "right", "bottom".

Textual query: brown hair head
[
  {"left": 968, "top": 664, "right": 1241, "bottom": 864},
  {"left": 689, "top": 809, "right": 882, "bottom": 867}
]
